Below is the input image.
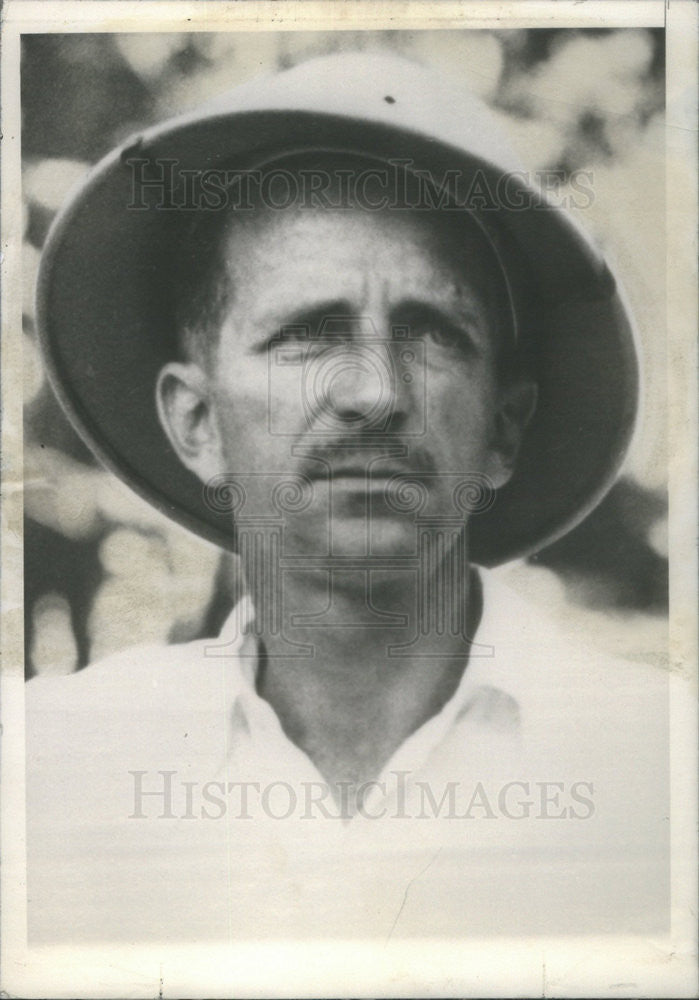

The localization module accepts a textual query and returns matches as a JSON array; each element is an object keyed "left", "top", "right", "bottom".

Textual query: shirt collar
[{"left": 215, "top": 568, "right": 530, "bottom": 759}]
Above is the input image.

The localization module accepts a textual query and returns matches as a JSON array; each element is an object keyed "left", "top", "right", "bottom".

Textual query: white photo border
[{"left": 1, "top": 2, "right": 696, "bottom": 996}]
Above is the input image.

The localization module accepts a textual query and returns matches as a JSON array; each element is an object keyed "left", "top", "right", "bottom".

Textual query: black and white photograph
[{"left": 1, "top": 1, "right": 697, "bottom": 996}]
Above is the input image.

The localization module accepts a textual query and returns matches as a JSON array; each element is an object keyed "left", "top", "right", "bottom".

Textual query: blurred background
[{"left": 21, "top": 28, "right": 667, "bottom": 678}]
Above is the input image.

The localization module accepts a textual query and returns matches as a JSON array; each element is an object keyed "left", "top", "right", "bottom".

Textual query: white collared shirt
[{"left": 26, "top": 569, "right": 669, "bottom": 943}]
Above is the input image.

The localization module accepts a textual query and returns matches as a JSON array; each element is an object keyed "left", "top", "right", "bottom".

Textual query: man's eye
[
  {"left": 254, "top": 330, "right": 310, "bottom": 354},
  {"left": 277, "top": 325, "right": 354, "bottom": 345},
  {"left": 281, "top": 327, "right": 311, "bottom": 343},
  {"left": 417, "top": 322, "right": 465, "bottom": 350},
  {"left": 257, "top": 333, "right": 335, "bottom": 358}
]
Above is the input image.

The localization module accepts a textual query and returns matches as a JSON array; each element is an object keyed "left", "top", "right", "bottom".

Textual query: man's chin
[
  {"left": 327, "top": 516, "right": 417, "bottom": 558},
  {"left": 280, "top": 510, "right": 417, "bottom": 559}
]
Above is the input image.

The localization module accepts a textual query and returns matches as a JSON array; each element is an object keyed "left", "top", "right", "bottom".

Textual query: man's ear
[
  {"left": 156, "top": 362, "right": 222, "bottom": 483},
  {"left": 487, "top": 378, "right": 538, "bottom": 490}
]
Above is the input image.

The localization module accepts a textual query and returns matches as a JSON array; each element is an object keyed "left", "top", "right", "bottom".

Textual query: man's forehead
[{"left": 218, "top": 203, "right": 498, "bottom": 319}]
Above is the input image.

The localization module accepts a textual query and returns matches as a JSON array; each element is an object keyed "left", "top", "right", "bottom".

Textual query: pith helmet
[{"left": 37, "top": 51, "right": 639, "bottom": 565}]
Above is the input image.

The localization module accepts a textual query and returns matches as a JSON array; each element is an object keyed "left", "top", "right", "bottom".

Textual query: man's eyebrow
[
  {"left": 251, "top": 295, "right": 488, "bottom": 342},
  {"left": 255, "top": 299, "right": 352, "bottom": 337},
  {"left": 392, "top": 299, "right": 487, "bottom": 343}
]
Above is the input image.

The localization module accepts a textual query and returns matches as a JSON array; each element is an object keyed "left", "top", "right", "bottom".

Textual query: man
[{"left": 27, "top": 52, "right": 667, "bottom": 943}]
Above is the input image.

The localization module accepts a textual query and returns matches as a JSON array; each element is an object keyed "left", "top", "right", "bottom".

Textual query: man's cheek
[
  {"left": 214, "top": 379, "right": 269, "bottom": 430},
  {"left": 427, "top": 392, "right": 490, "bottom": 452}
]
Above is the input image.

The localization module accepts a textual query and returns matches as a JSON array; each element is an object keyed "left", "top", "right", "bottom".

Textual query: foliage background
[{"left": 21, "top": 28, "right": 667, "bottom": 676}]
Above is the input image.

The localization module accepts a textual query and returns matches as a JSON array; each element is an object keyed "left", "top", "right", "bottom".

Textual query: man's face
[{"left": 162, "top": 204, "right": 531, "bottom": 558}]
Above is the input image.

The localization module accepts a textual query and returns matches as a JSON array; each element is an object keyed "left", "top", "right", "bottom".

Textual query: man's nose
[{"left": 310, "top": 338, "right": 409, "bottom": 432}]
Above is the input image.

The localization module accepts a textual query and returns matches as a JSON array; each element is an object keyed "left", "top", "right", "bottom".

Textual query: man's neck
[{"left": 250, "top": 549, "right": 482, "bottom": 810}]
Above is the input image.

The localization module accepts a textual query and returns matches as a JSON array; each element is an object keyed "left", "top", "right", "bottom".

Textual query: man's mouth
[
  {"left": 331, "top": 470, "right": 403, "bottom": 495},
  {"left": 306, "top": 463, "right": 421, "bottom": 485},
  {"left": 295, "top": 444, "right": 437, "bottom": 508},
  {"left": 327, "top": 463, "right": 410, "bottom": 477}
]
